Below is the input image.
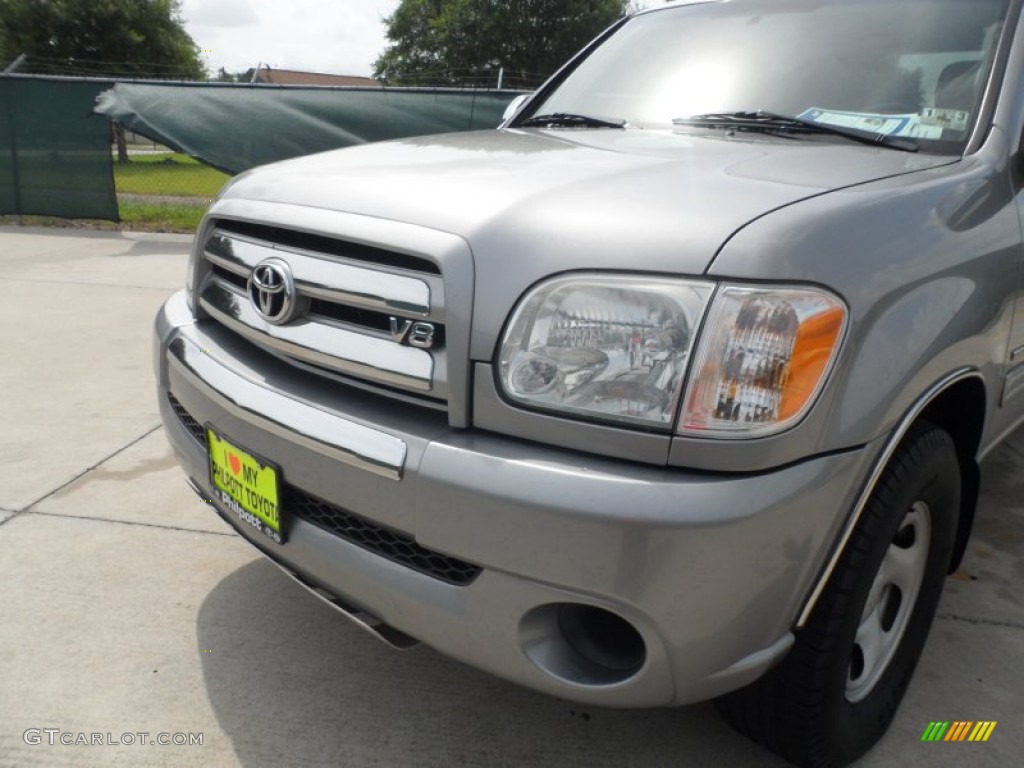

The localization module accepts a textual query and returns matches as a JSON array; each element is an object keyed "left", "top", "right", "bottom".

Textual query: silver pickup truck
[{"left": 154, "top": 0, "right": 1022, "bottom": 765}]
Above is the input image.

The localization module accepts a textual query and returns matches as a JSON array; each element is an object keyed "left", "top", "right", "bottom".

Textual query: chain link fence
[
  {"left": 3, "top": 74, "right": 521, "bottom": 233},
  {"left": 0, "top": 75, "right": 118, "bottom": 222},
  {"left": 0, "top": 75, "right": 222, "bottom": 231},
  {"left": 110, "top": 128, "right": 229, "bottom": 232}
]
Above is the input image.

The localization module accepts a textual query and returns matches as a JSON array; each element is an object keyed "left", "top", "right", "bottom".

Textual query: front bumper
[{"left": 156, "top": 290, "right": 878, "bottom": 707}]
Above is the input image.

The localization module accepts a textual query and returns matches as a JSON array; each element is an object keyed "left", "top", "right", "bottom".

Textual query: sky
[{"left": 180, "top": 0, "right": 402, "bottom": 78}]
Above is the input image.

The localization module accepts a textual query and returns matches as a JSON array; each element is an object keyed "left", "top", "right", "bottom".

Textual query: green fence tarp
[
  {"left": 94, "top": 82, "right": 523, "bottom": 175},
  {"left": 0, "top": 76, "right": 118, "bottom": 221}
]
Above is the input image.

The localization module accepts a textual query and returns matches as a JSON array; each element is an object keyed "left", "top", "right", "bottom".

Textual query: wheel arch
[
  {"left": 917, "top": 376, "right": 986, "bottom": 574},
  {"left": 796, "top": 368, "right": 985, "bottom": 628}
]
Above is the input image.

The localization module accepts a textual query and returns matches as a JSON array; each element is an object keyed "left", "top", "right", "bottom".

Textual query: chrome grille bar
[
  {"left": 200, "top": 280, "right": 434, "bottom": 391},
  {"left": 206, "top": 230, "right": 433, "bottom": 316}
]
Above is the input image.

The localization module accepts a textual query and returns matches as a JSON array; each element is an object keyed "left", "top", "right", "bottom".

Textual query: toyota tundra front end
[{"left": 155, "top": 1, "right": 1024, "bottom": 765}]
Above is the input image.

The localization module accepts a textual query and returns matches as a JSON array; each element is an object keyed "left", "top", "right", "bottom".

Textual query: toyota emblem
[{"left": 248, "top": 258, "right": 297, "bottom": 325}]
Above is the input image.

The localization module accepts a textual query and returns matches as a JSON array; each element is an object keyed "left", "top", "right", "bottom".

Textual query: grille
[
  {"left": 166, "top": 393, "right": 481, "bottom": 587},
  {"left": 216, "top": 220, "right": 441, "bottom": 275},
  {"left": 211, "top": 264, "right": 246, "bottom": 291},
  {"left": 197, "top": 220, "right": 448, "bottom": 402},
  {"left": 285, "top": 486, "right": 482, "bottom": 587},
  {"left": 168, "top": 393, "right": 206, "bottom": 443}
]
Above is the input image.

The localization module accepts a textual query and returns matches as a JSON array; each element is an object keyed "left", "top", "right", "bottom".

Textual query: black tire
[{"left": 716, "top": 421, "right": 960, "bottom": 768}]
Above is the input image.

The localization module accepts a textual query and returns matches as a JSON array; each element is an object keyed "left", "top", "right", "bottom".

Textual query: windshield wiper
[
  {"left": 673, "top": 111, "right": 918, "bottom": 152},
  {"left": 519, "top": 112, "right": 626, "bottom": 129}
]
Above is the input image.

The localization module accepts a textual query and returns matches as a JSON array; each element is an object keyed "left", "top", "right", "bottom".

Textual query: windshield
[{"left": 529, "top": 0, "right": 1013, "bottom": 152}]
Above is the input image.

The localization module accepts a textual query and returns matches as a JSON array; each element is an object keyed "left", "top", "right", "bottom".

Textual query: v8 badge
[{"left": 390, "top": 318, "right": 437, "bottom": 349}]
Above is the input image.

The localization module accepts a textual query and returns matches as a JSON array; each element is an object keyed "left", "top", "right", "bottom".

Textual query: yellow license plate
[{"left": 207, "top": 428, "right": 284, "bottom": 544}]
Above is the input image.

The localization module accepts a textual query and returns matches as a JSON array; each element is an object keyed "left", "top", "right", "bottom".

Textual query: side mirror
[{"left": 502, "top": 94, "right": 532, "bottom": 123}]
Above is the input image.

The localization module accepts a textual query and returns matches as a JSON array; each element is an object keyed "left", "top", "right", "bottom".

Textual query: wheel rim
[{"left": 845, "top": 501, "right": 931, "bottom": 703}]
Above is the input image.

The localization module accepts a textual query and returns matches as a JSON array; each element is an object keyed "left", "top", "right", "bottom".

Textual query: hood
[
  {"left": 226, "top": 128, "right": 953, "bottom": 265},
  {"left": 222, "top": 129, "right": 955, "bottom": 352}
]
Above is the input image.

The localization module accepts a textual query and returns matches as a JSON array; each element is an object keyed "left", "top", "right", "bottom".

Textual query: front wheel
[{"left": 717, "top": 421, "right": 960, "bottom": 768}]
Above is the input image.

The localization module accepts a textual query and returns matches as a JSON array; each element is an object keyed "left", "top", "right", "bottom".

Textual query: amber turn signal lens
[
  {"left": 778, "top": 305, "right": 845, "bottom": 421},
  {"left": 679, "top": 286, "right": 846, "bottom": 438}
]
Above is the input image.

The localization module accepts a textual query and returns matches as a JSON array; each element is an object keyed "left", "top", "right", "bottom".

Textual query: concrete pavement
[{"left": 0, "top": 226, "right": 1021, "bottom": 767}]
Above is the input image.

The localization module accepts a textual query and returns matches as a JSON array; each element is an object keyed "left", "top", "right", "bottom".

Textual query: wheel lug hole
[
  {"left": 881, "top": 586, "right": 902, "bottom": 632},
  {"left": 850, "top": 645, "right": 865, "bottom": 681}
]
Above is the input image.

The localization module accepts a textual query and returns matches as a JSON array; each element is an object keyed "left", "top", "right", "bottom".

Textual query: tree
[
  {"left": 374, "top": 0, "right": 631, "bottom": 88},
  {"left": 0, "top": 0, "right": 205, "bottom": 161},
  {"left": 0, "top": 0, "right": 204, "bottom": 79}
]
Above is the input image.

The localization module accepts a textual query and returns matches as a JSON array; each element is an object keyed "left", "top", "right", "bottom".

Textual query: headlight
[
  {"left": 679, "top": 286, "right": 846, "bottom": 437},
  {"left": 498, "top": 275, "right": 714, "bottom": 428}
]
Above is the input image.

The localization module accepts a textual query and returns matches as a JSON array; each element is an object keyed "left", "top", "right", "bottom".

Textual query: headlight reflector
[
  {"left": 679, "top": 286, "right": 846, "bottom": 437},
  {"left": 498, "top": 275, "right": 714, "bottom": 428}
]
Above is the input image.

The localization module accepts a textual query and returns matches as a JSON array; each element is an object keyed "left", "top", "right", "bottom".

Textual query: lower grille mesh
[
  {"left": 166, "top": 393, "right": 481, "bottom": 586},
  {"left": 284, "top": 486, "right": 482, "bottom": 587},
  {"left": 169, "top": 394, "right": 205, "bottom": 442}
]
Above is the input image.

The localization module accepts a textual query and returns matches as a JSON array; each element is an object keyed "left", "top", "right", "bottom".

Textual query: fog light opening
[
  {"left": 557, "top": 604, "right": 647, "bottom": 674},
  {"left": 520, "top": 603, "right": 648, "bottom": 686}
]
